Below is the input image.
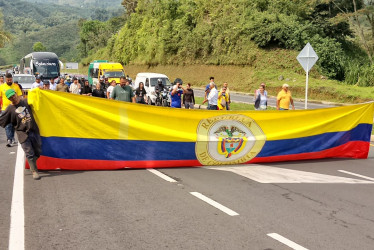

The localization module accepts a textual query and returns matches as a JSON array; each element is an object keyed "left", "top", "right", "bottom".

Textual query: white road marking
[
  {"left": 9, "top": 152, "right": 15, "bottom": 154},
  {"left": 190, "top": 192, "right": 239, "bottom": 216},
  {"left": 208, "top": 165, "right": 374, "bottom": 184},
  {"left": 338, "top": 170, "right": 374, "bottom": 182},
  {"left": 267, "top": 233, "right": 308, "bottom": 250},
  {"left": 147, "top": 169, "right": 177, "bottom": 183},
  {"left": 9, "top": 145, "right": 25, "bottom": 250}
]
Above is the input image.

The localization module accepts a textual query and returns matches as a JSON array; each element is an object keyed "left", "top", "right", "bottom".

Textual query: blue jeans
[{"left": 5, "top": 123, "right": 15, "bottom": 141}]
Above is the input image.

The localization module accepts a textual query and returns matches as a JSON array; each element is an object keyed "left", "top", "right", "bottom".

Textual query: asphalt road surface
[
  {"left": 1, "top": 129, "right": 374, "bottom": 249},
  {"left": 193, "top": 89, "right": 339, "bottom": 109}
]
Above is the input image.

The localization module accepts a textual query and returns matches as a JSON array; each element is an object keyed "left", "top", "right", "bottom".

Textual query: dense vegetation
[
  {"left": 81, "top": 0, "right": 374, "bottom": 87},
  {"left": 0, "top": 0, "right": 122, "bottom": 65},
  {"left": 23, "top": 0, "right": 122, "bottom": 8}
]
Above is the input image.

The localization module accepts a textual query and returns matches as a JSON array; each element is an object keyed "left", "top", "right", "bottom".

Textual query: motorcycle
[{"left": 155, "top": 88, "right": 171, "bottom": 107}]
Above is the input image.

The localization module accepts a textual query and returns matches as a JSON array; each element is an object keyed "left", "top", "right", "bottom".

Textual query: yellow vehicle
[{"left": 98, "top": 63, "right": 125, "bottom": 84}]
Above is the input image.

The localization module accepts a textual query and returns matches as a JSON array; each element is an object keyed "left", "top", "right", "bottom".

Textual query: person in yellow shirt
[
  {"left": 217, "top": 87, "right": 230, "bottom": 110},
  {"left": 0, "top": 73, "right": 23, "bottom": 147},
  {"left": 276, "top": 83, "right": 295, "bottom": 110},
  {"left": 221, "top": 82, "right": 231, "bottom": 110}
]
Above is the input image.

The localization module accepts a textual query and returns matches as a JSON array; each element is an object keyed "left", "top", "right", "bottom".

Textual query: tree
[
  {"left": 121, "top": 0, "right": 138, "bottom": 15},
  {"left": 325, "top": 0, "right": 374, "bottom": 63},
  {"left": 33, "top": 42, "right": 47, "bottom": 52},
  {"left": 0, "top": 10, "right": 11, "bottom": 48}
]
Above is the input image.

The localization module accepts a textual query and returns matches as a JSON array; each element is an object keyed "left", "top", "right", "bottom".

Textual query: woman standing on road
[
  {"left": 254, "top": 85, "right": 267, "bottom": 110},
  {"left": 92, "top": 83, "right": 105, "bottom": 98},
  {"left": 135, "top": 82, "right": 147, "bottom": 104}
]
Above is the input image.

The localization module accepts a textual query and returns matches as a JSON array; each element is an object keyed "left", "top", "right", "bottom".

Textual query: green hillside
[
  {"left": 22, "top": 0, "right": 122, "bottom": 8},
  {"left": 75, "top": 0, "right": 374, "bottom": 103},
  {"left": 83, "top": 0, "right": 373, "bottom": 89},
  {"left": 0, "top": 0, "right": 123, "bottom": 64}
]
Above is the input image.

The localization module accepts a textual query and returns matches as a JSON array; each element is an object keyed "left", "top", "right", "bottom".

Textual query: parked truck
[{"left": 88, "top": 61, "right": 125, "bottom": 86}]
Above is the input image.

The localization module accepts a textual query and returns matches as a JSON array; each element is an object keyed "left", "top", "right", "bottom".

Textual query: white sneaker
[
  {"left": 11, "top": 139, "right": 18, "bottom": 146},
  {"left": 6, "top": 140, "right": 11, "bottom": 147}
]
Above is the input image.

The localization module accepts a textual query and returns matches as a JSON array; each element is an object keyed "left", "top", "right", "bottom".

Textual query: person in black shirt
[
  {"left": 135, "top": 82, "right": 147, "bottom": 104},
  {"left": 92, "top": 83, "right": 105, "bottom": 98},
  {"left": 155, "top": 79, "right": 165, "bottom": 94},
  {"left": 0, "top": 89, "right": 41, "bottom": 180},
  {"left": 183, "top": 83, "right": 195, "bottom": 109},
  {"left": 81, "top": 79, "right": 92, "bottom": 96}
]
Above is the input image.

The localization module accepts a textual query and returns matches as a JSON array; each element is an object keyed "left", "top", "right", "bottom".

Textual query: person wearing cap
[
  {"left": 56, "top": 77, "right": 69, "bottom": 92},
  {"left": 42, "top": 80, "right": 51, "bottom": 90},
  {"left": 69, "top": 77, "right": 81, "bottom": 94},
  {"left": 111, "top": 76, "right": 135, "bottom": 102},
  {"left": 171, "top": 78, "right": 185, "bottom": 108},
  {"left": 0, "top": 73, "right": 23, "bottom": 147},
  {"left": 0, "top": 89, "right": 41, "bottom": 180},
  {"left": 277, "top": 83, "right": 295, "bottom": 110}
]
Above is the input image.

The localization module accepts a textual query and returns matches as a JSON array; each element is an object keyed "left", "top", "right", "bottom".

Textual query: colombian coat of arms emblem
[{"left": 196, "top": 114, "right": 266, "bottom": 165}]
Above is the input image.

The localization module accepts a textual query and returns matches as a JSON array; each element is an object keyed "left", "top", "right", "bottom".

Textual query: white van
[
  {"left": 12, "top": 74, "right": 36, "bottom": 91},
  {"left": 134, "top": 73, "right": 172, "bottom": 105}
]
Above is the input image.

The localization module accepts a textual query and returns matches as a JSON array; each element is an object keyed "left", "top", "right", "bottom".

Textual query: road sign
[
  {"left": 297, "top": 43, "right": 318, "bottom": 72},
  {"left": 297, "top": 43, "right": 318, "bottom": 109}
]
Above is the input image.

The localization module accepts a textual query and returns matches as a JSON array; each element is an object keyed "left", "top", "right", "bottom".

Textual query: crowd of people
[{"left": 0, "top": 71, "right": 297, "bottom": 180}]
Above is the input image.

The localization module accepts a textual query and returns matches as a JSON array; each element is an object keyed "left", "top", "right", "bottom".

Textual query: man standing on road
[
  {"left": 69, "top": 77, "right": 81, "bottom": 94},
  {"left": 0, "top": 73, "right": 23, "bottom": 147},
  {"left": 31, "top": 75, "right": 43, "bottom": 89},
  {"left": 202, "top": 76, "right": 215, "bottom": 108},
  {"left": 42, "top": 80, "right": 50, "bottom": 90},
  {"left": 56, "top": 77, "right": 69, "bottom": 92},
  {"left": 111, "top": 76, "right": 135, "bottom": 102},
  {"left": 183, "top": 83, "right": 195, "bottom": 109},
  {"left": 207, "top": 82, "right": 218, "bottom": 110},
  {"left": 81, "top": 80, "right": 92, "bottom": 96},
  {"left": 276, "top": 83, "right": 295, "bottom": 110},
  {"left": 49, "top": 77, "right": 57, "bottom": 91},
  {"left": 171, "top": 78, "right": 185, "bottom": 108},
  {"left": 0, "top": 89, "right": 41, "bottom": 180}
]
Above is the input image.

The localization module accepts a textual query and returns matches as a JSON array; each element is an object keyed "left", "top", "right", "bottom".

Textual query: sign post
[{"left": 297, "top": 43, "right": 318, "bottom": 109}]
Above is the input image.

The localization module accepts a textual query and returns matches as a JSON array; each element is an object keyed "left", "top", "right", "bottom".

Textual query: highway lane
[
  {"left": 2, "top": 129, "right": 374, "bottom": 249},
  {"left": 193, "top": 88, "right": 340, "bottom": 109}
]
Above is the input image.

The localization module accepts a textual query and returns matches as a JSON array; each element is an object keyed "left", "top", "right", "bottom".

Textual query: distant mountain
[
  {"left": 0, "top": 0, "right": 123, "bottom": 65},
  {"left": 21, "top": 0, "right": 122, "bottom": 8}
]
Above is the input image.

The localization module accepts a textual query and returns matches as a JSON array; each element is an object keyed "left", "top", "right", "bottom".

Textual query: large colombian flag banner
[{"left": 27, "top": 89, "right": 374, "bottom": 170}]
